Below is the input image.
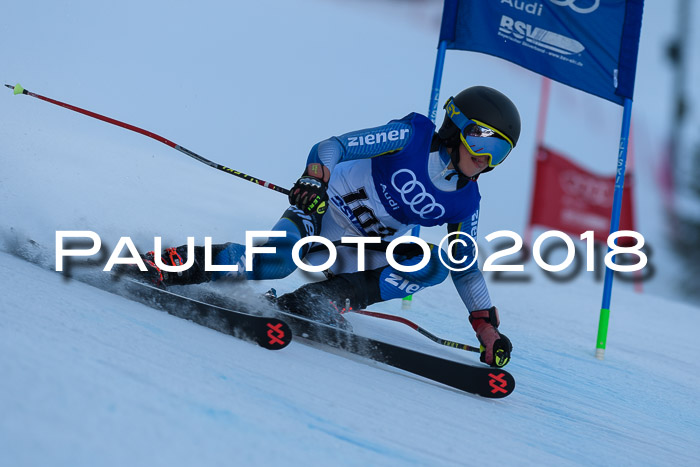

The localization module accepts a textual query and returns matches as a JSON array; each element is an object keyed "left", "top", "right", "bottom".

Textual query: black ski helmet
[{"left": 438, "top": 86, "right": 521, "bottom": 174}]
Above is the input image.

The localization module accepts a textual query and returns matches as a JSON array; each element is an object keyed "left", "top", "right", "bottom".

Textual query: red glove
[
  {"left": 469, "top": 306, "right": 512, "bottom": 368},
  {"left": 289, "top": 163, "right": 330, "bottom": 213}
]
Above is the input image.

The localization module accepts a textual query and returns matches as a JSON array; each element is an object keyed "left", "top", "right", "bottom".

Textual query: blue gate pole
[
  {"left": 596, "top": 97, "right": 634, "bottom": 360},
  {"left": 403, "top": 40, "right": 448, "bottom": 309},
  {"left": 427, "top": 40, "right": 449, "bottom": 124}
]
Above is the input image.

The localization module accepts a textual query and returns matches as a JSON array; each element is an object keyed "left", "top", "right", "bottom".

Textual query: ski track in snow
[{"left": 2, "top": 0, "right": 700, "bottom": 465}]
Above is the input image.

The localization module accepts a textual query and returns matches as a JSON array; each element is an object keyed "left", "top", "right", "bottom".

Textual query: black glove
[
  {"left": 289, "top": 163, "right": 330, "bottom": 213},
  {"left": 469, "top": 306, "right": 512, "bottom": 368}
]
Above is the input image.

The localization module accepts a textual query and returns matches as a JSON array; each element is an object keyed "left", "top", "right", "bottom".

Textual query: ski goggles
[{"left": 444, "top": 97, "right": 514, "bottom": 167}]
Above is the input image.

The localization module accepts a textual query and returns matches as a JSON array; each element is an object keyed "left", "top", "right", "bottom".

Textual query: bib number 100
[{"left": 480, "top": 230, "right": 647, "bottom": 273}]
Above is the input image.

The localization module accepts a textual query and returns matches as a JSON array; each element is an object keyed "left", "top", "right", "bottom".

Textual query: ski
[
  {"left": 105, "top": 279, "right": 292, "bottom": 350},
  {"left": 115, "top": 280, "right": 514, "bottom": 397},
  {"left": 276, "top": 309, "right": 515, "bottom": 398},
  {"left": 6, "top": 238, "right": 293, "bottom": 350},
  {"left": 197, "top": 291, "right": 515, "bottom": 398}
]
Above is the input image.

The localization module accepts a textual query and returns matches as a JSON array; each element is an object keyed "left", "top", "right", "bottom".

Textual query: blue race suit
[{"left": 215, "top": 112, "right": 492, "bottom": 312}]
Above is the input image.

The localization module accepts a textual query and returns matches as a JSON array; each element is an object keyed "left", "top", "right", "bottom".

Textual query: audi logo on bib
[{"left": 391, "top": 169, "right": 445, "bottom": 220}]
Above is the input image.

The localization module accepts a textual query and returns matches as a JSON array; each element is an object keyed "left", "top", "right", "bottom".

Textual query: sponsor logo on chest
[
  {"left": 348, "top": 128, "right": 410, "bottom": 147},
  {"left": 390, "top": 169, "right": 445, "bottom": 220}
]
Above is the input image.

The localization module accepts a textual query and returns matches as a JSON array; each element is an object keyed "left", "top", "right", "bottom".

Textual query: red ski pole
[
  {"left": 345, "top": 308, "right": 480, "bottom": 353},
  {"left": 5, "top": 83, "right": 290, "bottom": 195}
]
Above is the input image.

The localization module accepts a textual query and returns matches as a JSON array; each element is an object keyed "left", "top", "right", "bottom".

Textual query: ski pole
[
  {"left": 345, "top": 309, "right": 480, "bottom": 353},
  {"left": 5, "top": 83, "right": 290, "bottom": 195}
]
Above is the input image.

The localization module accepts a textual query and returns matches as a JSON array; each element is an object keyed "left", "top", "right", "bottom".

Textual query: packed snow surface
[{"left": 1, "top": 0, "right": 699, "bottom": 465}]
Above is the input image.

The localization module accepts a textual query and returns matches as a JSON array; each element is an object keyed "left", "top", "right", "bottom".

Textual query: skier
[{"left": 133, "top": 86, "right": 519, "bottom": 368}]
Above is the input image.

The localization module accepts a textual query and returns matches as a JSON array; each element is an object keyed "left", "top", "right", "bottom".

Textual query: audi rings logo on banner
[
  {"left": 549, "top": 0, "right": 600, "bottom": 14},
  {"left": 390, "top": 169, "right": 445, "bottom": 220}
]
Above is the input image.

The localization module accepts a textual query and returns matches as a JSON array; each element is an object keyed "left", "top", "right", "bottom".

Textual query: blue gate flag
[{"left": 439, "top": 0, "right": 644, "bottom": 105}]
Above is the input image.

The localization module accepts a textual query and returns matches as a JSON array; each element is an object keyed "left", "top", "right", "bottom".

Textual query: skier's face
[{"left": 457, "top": 142, "right": 490, "bottom": 177}]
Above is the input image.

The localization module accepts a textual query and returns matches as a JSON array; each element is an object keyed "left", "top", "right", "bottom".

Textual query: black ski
[
  {"left": 108, "top": 279, "right": 292, "bottom": 350},
  {"left": 193, "top": 290, "right": 516, "bottom": 398},
  {"left": 49, "top": 255, "right": 513, "bottom": 396},
  {"left": 275, "top": 309, "right": 515, "bottom": 398},
  {"left": 4, "top": 236, "right": 293, "bottom": 350},
  {"left": 82, "top": 273, "right": 513, "bottom": 397},
  {"left": 7, "top": 238, "right": 511, "bottom": 395}
]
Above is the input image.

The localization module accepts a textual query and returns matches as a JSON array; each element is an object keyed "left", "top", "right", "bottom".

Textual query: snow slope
[
  {"left": 1, "top": 0, "right": 699, "bottom": 465},
  {"left": 2, "top": 247, "right": 699, "bottom": 466}
]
